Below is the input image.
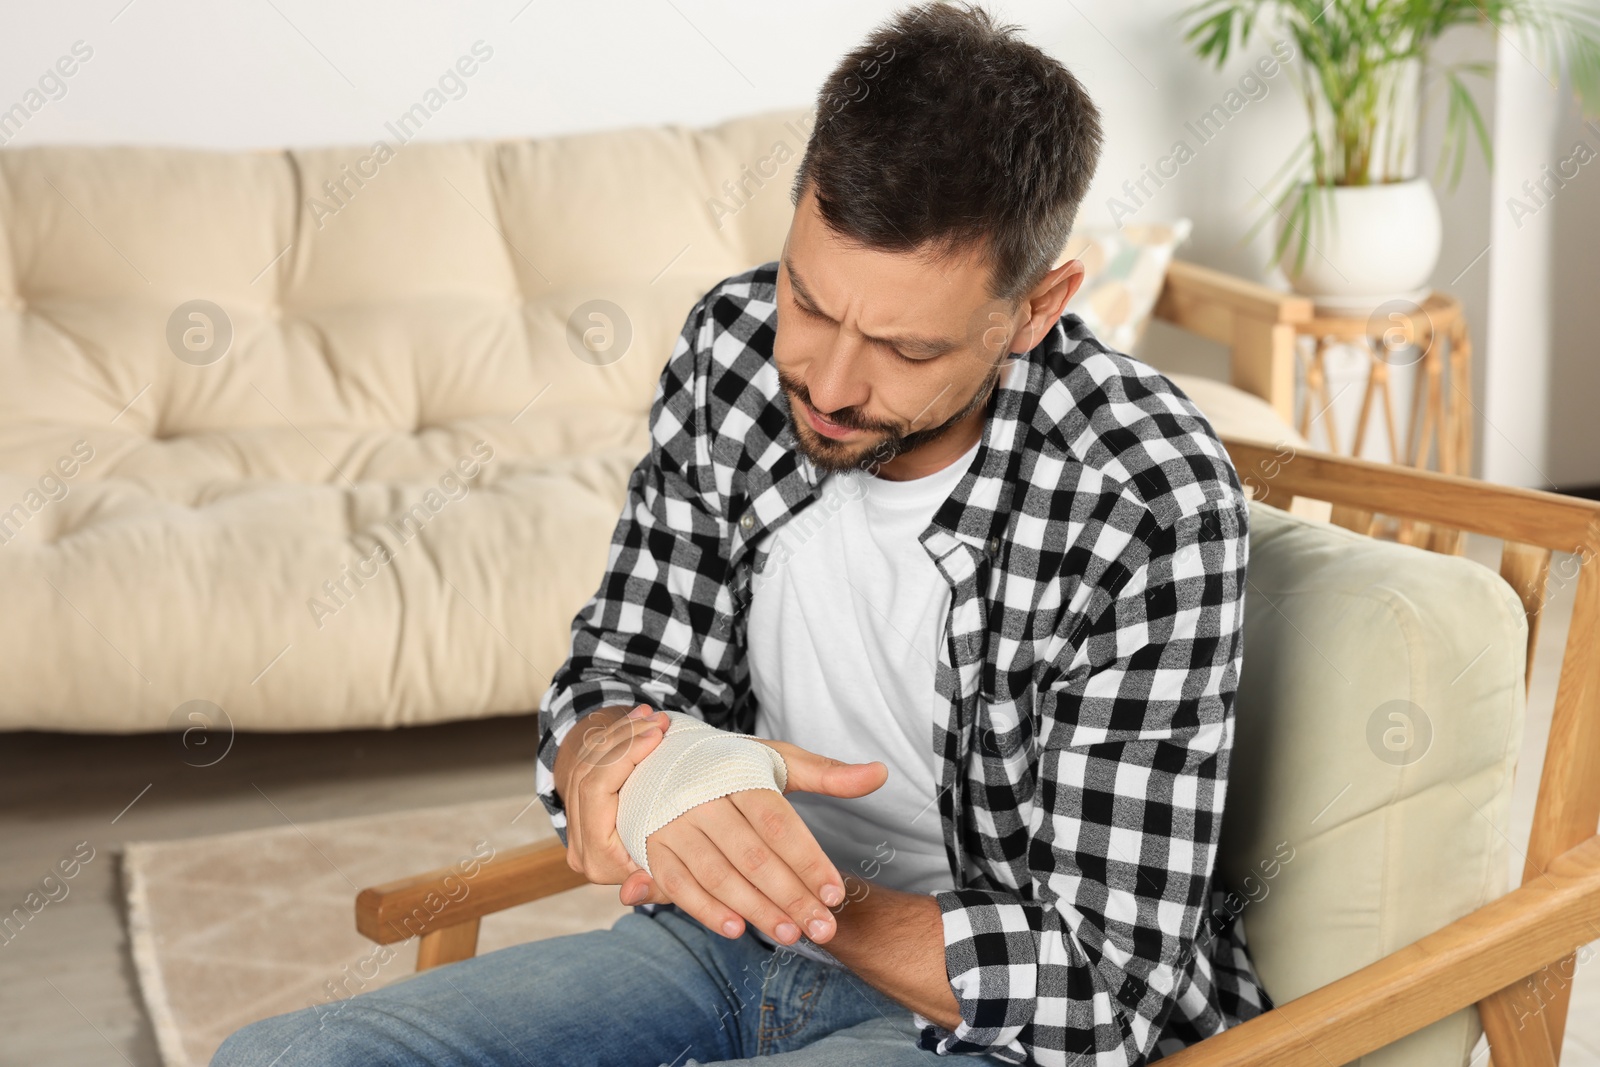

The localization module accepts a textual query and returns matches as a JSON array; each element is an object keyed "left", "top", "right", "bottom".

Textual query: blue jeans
[{"left": 211, "top": 905, "right": 1011, "bottom": 1066}]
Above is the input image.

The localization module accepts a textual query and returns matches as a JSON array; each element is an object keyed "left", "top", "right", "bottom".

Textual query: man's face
[{"left": 773, "top": 183, "right": 1080, "bottom": 475}]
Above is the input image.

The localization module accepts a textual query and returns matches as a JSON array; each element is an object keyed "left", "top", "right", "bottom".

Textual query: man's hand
[
  {"left": 554, "top": 703, "right": 677, "bottom": 887},
  {"left": 617, "top": 736, "right": 888, "bottom": 948},
  {"left": 555, "top": 705, "right": 889, "bottom": 947}
]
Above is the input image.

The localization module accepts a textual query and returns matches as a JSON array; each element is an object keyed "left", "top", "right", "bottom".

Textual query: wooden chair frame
[{"left": 356, "top": 270, "right": 1600, "bottom": 1066}]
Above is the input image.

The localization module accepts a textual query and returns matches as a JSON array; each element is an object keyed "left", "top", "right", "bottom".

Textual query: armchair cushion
[
  {"left": 1220, "top": 500, "right": 1528, "bottom": 1066},
  {"left": 1167, "top": 372, "right": 1306, "bottom": 450}
]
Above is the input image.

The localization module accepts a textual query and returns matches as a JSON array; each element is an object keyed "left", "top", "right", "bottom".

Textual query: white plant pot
[{"left": 1277, "top": 178, "right": 1442, "bottom": 313}]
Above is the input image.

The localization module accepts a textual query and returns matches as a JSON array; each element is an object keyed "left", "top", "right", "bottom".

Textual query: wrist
[{"left": 617, "top": 711, "right": 788, "bottom": 875}]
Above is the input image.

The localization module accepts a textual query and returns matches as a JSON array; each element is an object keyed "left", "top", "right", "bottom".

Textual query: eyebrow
[{"left": 784, "top": 257, "right": 962, "bottom": 359}]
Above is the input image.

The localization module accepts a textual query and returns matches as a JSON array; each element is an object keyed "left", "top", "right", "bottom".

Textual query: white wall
[
  {"left": 1545, "top": 82, "right": 1600, "bottom": 492},
  {"left": 1485, "top": 30, "right": 1565, "bottom": 489},
  {"left": 0, "top": 0, "right": 1304, "bottom": 242},
  {"left": 1495, "top": 45, "right": 1600, "bottom": 492},
  {"left": 2, "top": 0, "right": 1590, "bottom": 486}
]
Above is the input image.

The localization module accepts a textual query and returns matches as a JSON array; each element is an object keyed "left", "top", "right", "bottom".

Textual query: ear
[{"left": 1011, "top": 258, "right": 1086, "bottom": 354}]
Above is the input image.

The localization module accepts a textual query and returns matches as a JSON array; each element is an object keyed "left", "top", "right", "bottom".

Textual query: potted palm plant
[{"left": 1182, "top": 0, "right": 1600, "bottom": 311}]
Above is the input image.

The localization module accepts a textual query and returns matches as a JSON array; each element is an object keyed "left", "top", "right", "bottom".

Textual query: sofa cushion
[
  {"left": 1167, "top": 371, "right": 1306, "bottom": 450},
  {"left": 0, "top": 105, "right": 1303, "bottom": 731},
  {"left": 1219, "top": 500, "right": 1528, "bottom": 1066},
  {"left": 0, "top": 112, "right": 807, "bottom": 731}
]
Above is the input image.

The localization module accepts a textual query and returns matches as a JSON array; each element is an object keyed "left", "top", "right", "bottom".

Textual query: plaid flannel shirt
[{"left": 535, "top": 262, "right": 1272, "bottom": 1066}]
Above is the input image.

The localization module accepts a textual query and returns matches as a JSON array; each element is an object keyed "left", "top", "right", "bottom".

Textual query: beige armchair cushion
[{"left": 1221, "top": 500, "right": 1528, "bottom": 1066}]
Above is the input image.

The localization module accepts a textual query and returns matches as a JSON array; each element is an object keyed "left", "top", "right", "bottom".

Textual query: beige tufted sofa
[{"left": 0, "top": 107, "right": 1304, "bottom": 733}]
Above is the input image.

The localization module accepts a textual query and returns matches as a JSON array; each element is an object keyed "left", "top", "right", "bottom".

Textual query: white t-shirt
[{"left": 748, "top": 434, "right": 981, "bottom": 903}]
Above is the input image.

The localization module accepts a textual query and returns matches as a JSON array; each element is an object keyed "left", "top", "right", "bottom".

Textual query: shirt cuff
[
  {"left": 535, "top": 677, "right": 661, "bottom": 843},
  {"left": 918, "top": 888, "right": 1039, "bottom": 1061},
  {"left": 921, "top": 886, "right": 1146, "bottom": 1064}
]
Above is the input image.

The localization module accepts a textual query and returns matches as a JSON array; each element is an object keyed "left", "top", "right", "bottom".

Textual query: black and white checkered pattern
[{"left": 536, "top": 262, "right": 1271, "bottom": 1066}]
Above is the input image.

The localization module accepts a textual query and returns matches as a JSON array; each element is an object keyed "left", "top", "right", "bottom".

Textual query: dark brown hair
[{"left": 791, "top": 1, "right": 1104, "bottom": 303}]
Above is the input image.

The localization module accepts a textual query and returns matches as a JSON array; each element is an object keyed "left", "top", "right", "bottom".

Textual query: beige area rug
[{"left": 124, "top": 796, "right": 629, "bottom": 1067}]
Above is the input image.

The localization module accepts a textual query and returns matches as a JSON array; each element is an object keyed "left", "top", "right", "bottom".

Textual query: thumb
[{"left": 762, "top": 741, "right": 888, "bottom": 798}]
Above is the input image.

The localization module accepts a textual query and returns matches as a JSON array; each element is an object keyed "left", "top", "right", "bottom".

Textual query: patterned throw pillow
[{"left": 1058, "top": 218, "right": 1193, "bottom": 354}]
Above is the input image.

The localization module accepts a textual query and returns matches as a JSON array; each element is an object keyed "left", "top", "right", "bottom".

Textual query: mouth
[{"left": 798, "top": 397, "right": 860, "bottom": 441}]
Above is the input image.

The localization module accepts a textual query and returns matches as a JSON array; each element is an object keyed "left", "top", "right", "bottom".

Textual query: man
[{"left": 213, "top": 3, "right": 1270, "bottom": 1065}]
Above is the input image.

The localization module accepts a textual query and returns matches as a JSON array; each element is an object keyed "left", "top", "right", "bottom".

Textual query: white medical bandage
[{"left": 616, "top": 711, "right": 789, "bottom": 876}]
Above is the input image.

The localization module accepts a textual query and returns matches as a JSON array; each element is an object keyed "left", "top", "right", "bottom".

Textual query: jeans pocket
[{"left": 754, "top": 962, "right": 833, "bottom": 1055}]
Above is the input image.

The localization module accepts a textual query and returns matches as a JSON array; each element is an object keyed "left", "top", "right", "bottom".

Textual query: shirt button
[
  {"left": 988, "top": 537, "right": 1000, "bottom": 555},
  {"left": 739, "top": 511, "right": 755, "bottom": 531}
]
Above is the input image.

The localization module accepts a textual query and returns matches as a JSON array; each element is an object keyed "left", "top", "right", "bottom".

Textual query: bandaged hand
[
  {"left": 556, "top": 703, "right": 888, "bottom": 949},
  {"left": 616, "top": 711, "right": 790, "bottom": 875}
]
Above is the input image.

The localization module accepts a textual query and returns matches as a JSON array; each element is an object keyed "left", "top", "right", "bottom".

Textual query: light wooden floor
[{"left": 2, "top": 542, "right": 1598, "bottom": 1066}]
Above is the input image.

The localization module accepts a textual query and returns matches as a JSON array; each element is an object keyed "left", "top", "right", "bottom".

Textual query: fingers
[
  {"left": 731, "top": 790, "right": 847, "bottom": 922},
  {"left": 761, "top": 740, "right": 888, "bottom": 799},
  {"left": 572, "top": 721, "right": 874, "bottom": 950},
  {"left": 578, "top": 706, "right": 670, "bottom": 771},
  {"left": 618, "top": 869, "right": 668, "bottom": 907},
  {"left": 582, "top": 712, "right": 670, "bottom": 792},
  {"left": 648, "top": 822, "right": 803, "bottom": 946},
  {"left": 711, "top": 799, "right": 840, "bottom": 943}
]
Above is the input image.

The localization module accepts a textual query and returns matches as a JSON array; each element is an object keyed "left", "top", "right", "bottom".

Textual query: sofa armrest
[
  {"left": 1160, "top": 260, "right": 1314, "bottom": 324},
  {"left": 1153, "top": 260, "right": 1313, "bottom": 424}
]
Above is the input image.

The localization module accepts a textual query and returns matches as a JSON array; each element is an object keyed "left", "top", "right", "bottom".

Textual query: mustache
[{"left": 775, "top": 369, "right": 897, "bottom": 433}]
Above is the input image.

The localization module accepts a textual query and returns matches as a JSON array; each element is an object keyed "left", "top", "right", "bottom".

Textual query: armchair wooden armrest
[
  {"left": 1152, "top": 260, "right": 1313, "bottom": 425},
  {"left": 355, "top": 838, "right": 578, "bottom": 970},
  {"left": 1156, "top": 833, "right": 1600, "bottom": 1067}
]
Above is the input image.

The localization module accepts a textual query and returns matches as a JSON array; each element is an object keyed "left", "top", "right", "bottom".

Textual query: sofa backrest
[
  {"left": 0, "top": 107, "right": 815, "bottom": 487},
  {"left": 1220, "top": 499, "right": 1529, "bottom": 1067}
]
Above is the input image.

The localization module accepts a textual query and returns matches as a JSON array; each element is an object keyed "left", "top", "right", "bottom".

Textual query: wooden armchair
[
  {"left": 356, "top": 439, "right": 1600, "bottom": 1066},
  {"left": 1156, "top": 442, "right": 1600, "bottom": 1067}
]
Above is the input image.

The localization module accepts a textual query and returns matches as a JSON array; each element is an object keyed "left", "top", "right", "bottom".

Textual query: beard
[{"left": 776, "top": 363, "right": 1002, "bottom": 475}]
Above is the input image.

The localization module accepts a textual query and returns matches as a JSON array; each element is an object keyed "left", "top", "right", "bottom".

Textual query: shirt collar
[{"left": 927, "top": 343, "right": 1035, "bottom": 558}]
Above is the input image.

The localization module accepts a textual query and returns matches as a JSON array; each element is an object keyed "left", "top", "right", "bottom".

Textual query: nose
[{"left": 805, "top": 330, "right": 870, "bottom": 417}]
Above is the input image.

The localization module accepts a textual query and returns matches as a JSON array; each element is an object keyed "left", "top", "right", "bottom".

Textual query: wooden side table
[
  {"left": 1294, "top": 292, "right": 1474, "bottom": 552},
  {"left": 1295, "top": 291, "right": 1473, "bottom": 477}
]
